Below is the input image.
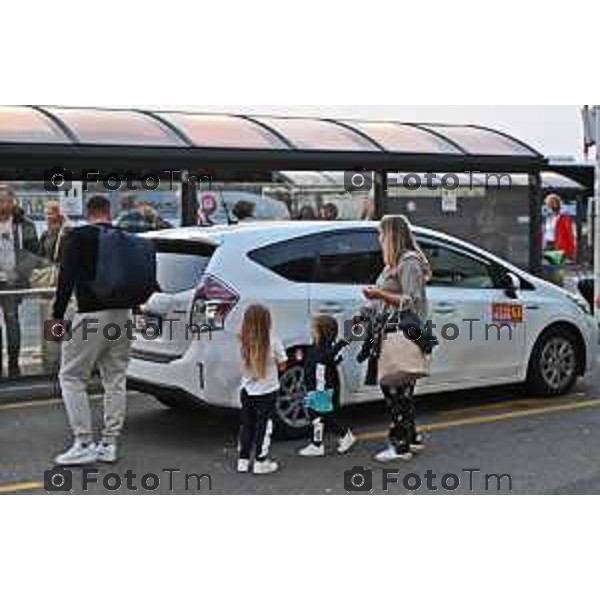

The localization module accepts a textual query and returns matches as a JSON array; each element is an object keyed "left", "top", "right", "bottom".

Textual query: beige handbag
[
  {"left": 378, "top": 330, "right": 430, "bottom": 388},
  {"left": 30, "top": 227, "right": 64, "bottom": 289},
  {"left": 30, "top": 264, "right": 59, "bottom": 288}
]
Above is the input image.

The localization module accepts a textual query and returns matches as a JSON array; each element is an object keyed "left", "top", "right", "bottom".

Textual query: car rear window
[{"left": 155, "top": 240, "right": 215, "bottom": 294}]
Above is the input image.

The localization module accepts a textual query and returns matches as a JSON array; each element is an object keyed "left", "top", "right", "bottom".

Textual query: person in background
[
  {"left": 38, "top": 201, "right": 72, "bottom": 372},
  {"left": 114, "top": 193, "right": 147, "bottom": 233},
  {"left": 544, "top": 194, "right": 577, "bottom": 262},
  {"left": 320, "top": 203, "right": 339, "bottom": 221},
  {"left": 135, "top": 201, "right": 172, "bottom": 231},
  {"left": 238, "top": 304, "right": 287, "bottom": 476},
  {"left": 360, "top": 199, "right": 376, "bottom": 221},
  {"left": 39, "top": 201, "right": 71, "bottom": 263},
  {"left": 298, "top": 315, "right": 355, "bottom": 458},
  {"left": 297, "top": 205, "right": 317, "bottom": 221},
  {"left": 232, "top": 200, "right": 256, "bottom": 222},
  {"left": 0, "top": 184, "right": 39, "bottom": 378}
]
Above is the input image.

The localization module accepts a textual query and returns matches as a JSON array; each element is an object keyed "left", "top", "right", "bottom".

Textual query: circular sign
[{"left": 200, "top": 193, "right": 218, "bottom": 216}]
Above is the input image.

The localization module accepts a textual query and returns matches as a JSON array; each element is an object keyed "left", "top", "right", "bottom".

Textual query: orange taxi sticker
[{"left": 492, "top": 303, "right": 524, "bottom": 324}]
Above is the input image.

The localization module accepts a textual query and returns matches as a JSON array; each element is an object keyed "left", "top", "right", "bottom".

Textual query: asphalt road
[{"left": 2, "top": 368, "right": 600, "bottom": 495}]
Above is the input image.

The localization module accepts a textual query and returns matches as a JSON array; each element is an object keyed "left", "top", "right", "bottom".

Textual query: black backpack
[{"left": 90, "top": 227, "right": 157, "bottom": 307}]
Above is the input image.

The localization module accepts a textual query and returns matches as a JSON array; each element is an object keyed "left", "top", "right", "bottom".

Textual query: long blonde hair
[
  {"left": 240, "top": 305, "right": 272, "bottom": 380},
  {"left": 380, "top": 215, "right": 430, "bottom": 273}
]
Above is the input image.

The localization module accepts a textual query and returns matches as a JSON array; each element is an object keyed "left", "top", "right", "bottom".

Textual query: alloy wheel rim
[
  {"left": 277, "top": 365, "right": 310, "bottom": 429},
  {"left": 540, "top": 337, "right": 576, "bottom": 391}
]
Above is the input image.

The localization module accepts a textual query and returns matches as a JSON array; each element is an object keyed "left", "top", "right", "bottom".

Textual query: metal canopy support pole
[
  {"left": 529, "top": 171, "right": 544, "bottom": 276},
  {"left": 374, "top": 170, "right": 388, "bottom": 220},
  {"left": 575, "top": 192, "right": 585, "bottom": 265},
  {"left": 181, "top": 169, "right": 198, "bottom": 227},
  {"left": 593, "top": 107, "right": 600, "bottom": 322}
]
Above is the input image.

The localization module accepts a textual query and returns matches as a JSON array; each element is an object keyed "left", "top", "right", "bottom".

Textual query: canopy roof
[
  {"left": 0, "top": 106, "right": 546, "bottom": 178},
  {"left": 279, "top": 171, "right": 584, "bottom": 191}
]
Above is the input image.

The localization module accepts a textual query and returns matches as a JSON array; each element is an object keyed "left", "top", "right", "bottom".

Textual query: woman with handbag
[
  {"left": 34, "top": 202, "right": 71, "bottom": 372},
  {"left": 360, "top": 215, "right": 432, "bottom": 463}
]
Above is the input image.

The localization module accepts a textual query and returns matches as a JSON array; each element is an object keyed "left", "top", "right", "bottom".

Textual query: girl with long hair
[{"left": 238, "top": 304, "right": 287, "bottom": 475}]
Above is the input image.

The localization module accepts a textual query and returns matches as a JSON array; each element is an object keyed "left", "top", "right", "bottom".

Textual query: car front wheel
[{"left": 527, "top": 328, "right": 580, "bottom": 397}]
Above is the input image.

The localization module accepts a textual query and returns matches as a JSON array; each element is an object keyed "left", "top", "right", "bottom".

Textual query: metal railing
[{"left": 0, "top": 287, "right": 59, "bottom": 380}]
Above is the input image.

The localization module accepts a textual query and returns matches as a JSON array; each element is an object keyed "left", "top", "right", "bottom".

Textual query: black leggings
[
  {"left": 308, "top": 408, "right": 348, "bottom": 443},
  {"left": 239, "top": 390, "right": 276, "bottom": 462},
  {"left": 308, "top": 379, "right": 348, "bottom": 444},
  {"left": 381, "top": 383, "right": 417, "bottom": 453}
]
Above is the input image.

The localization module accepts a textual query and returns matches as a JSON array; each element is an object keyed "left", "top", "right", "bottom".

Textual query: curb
[
  {"left": 0, "top": 378, "right": 101, "bottom": 407},
  {"left": 0, "top": 380, "right": 61, "bottom": 405}
]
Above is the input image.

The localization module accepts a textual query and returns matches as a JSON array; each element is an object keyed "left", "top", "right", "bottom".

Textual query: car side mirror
[{"left": 504, "top": 273, "right": 521, "bottom": 299}]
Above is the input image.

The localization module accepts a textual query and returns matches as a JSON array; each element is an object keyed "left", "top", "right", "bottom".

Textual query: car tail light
[{"left": 191, "top": 275, "right": 240, "bottom": 331}]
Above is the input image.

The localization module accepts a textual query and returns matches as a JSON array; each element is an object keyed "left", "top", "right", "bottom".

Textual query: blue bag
[{"left": 305, "top": 390, "right": 334, "bottom": 414}]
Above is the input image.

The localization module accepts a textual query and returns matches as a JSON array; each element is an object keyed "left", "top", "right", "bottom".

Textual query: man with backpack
[{"left": 52, "top": 195, "right": 158, "bottom": 466}]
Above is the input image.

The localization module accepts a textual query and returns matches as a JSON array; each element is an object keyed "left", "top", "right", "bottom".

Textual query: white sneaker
[
  {"left": 55, "top": 441, "right": 97, "bottom": 466},
  {"left": 337, "top": 431, "right": 356, "bottom": 455},
  {"left": 237, "top": 459, "right": 251, "bottom": 473},
  {"left": 97, "top": 441, "right": 119, "bottom": 464},
  {"left": 410, "top": 433, "right": 427, "bottom": 454},
  {"left": 374, "top": 446, "right": 413, "bottom": 463},
  {"left": 299, "top": 444, "right": 326, "bottom": 457},
  {"left": 253, "top": 460, "right": 279, "bottom": 475}
]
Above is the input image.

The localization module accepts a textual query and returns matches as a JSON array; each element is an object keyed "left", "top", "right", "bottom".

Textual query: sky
[{"left": 171, "top": 105, "right": 585, "bottom": 159}]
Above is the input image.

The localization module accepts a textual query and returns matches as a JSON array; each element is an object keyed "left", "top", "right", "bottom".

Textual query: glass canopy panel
[
  {"left": 426, "top": 125, "right": 536, "bottom": 157},
  {"left": 541, "top": 172, "right": 584, "bottom": 190},
  {"left": 0, "top": 106, "right": 71, "bottom": 144},
  {"left": 279, "top": 171, "right": 338, "bottom": 187},
  {"left": 46, "top": 108, "right": 185, "bottom": 146},
  {"left": 342, "top": 122, "right": 462, "bottom": 154},
  {"left": 254, "top": 117, "right": 378, "bottom": 152},
  {"left": 321, "top": 172, "right": 348, "bottom": 186},
  {"left": 159, "top": 113, "right": 288, "bottom": 150}
]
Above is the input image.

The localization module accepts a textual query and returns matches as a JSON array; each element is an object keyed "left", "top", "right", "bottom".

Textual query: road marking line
[
  {"left": 0, "top": 398, "right": 63, "bottom": 412},
  {"left": 0, "top": 393, "right": 147, "bottom": 413},
  {"left": 356, "top": 398, "right": 600, "bottom": 442},
  {"left": 0, "top": 481, "right": 44, "bottom": 494}
]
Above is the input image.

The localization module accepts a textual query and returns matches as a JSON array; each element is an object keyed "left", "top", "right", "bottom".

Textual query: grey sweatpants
[{"left": 59, "top": 310, "right": 132, "bottom": 441}]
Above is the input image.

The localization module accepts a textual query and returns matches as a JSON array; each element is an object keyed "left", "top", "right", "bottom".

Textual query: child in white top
[{"left": 238, "top": 304, "right": 287, "bottom": 475}]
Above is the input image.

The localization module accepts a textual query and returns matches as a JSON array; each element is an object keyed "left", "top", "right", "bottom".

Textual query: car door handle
[
  {"left": 433, "top": 303, "right": 457, "bottom": 315},
  {"left": 317, "top": 303, "right": 345, "bottom": 315}
]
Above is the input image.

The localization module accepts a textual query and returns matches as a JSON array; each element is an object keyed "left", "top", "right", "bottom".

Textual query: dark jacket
[
  {"left": 304, "top": 339, "right": 348, "bottom": 392},
  {"left": 53, "top": 224, "right": 137, "bottom": 319},
  {"left": 10, "top": 207, "right": 40, "bottom": 288}
]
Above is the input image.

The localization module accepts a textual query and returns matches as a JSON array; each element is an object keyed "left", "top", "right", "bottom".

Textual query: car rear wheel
[
  {"left": 527, "top": 328, "right": 580, "bottom": 397},
  {"left": 273, "top": 364, "right": 312, "bottom": 439}
]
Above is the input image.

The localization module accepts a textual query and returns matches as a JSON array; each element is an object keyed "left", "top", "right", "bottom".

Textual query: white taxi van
[{"left": 127, "top": 222, "right": 597, "bottom": 437}]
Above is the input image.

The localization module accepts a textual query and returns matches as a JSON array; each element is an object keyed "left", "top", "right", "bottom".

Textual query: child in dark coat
[{"left": 299, "top": 315, "right": 356, "bottom": 457}]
